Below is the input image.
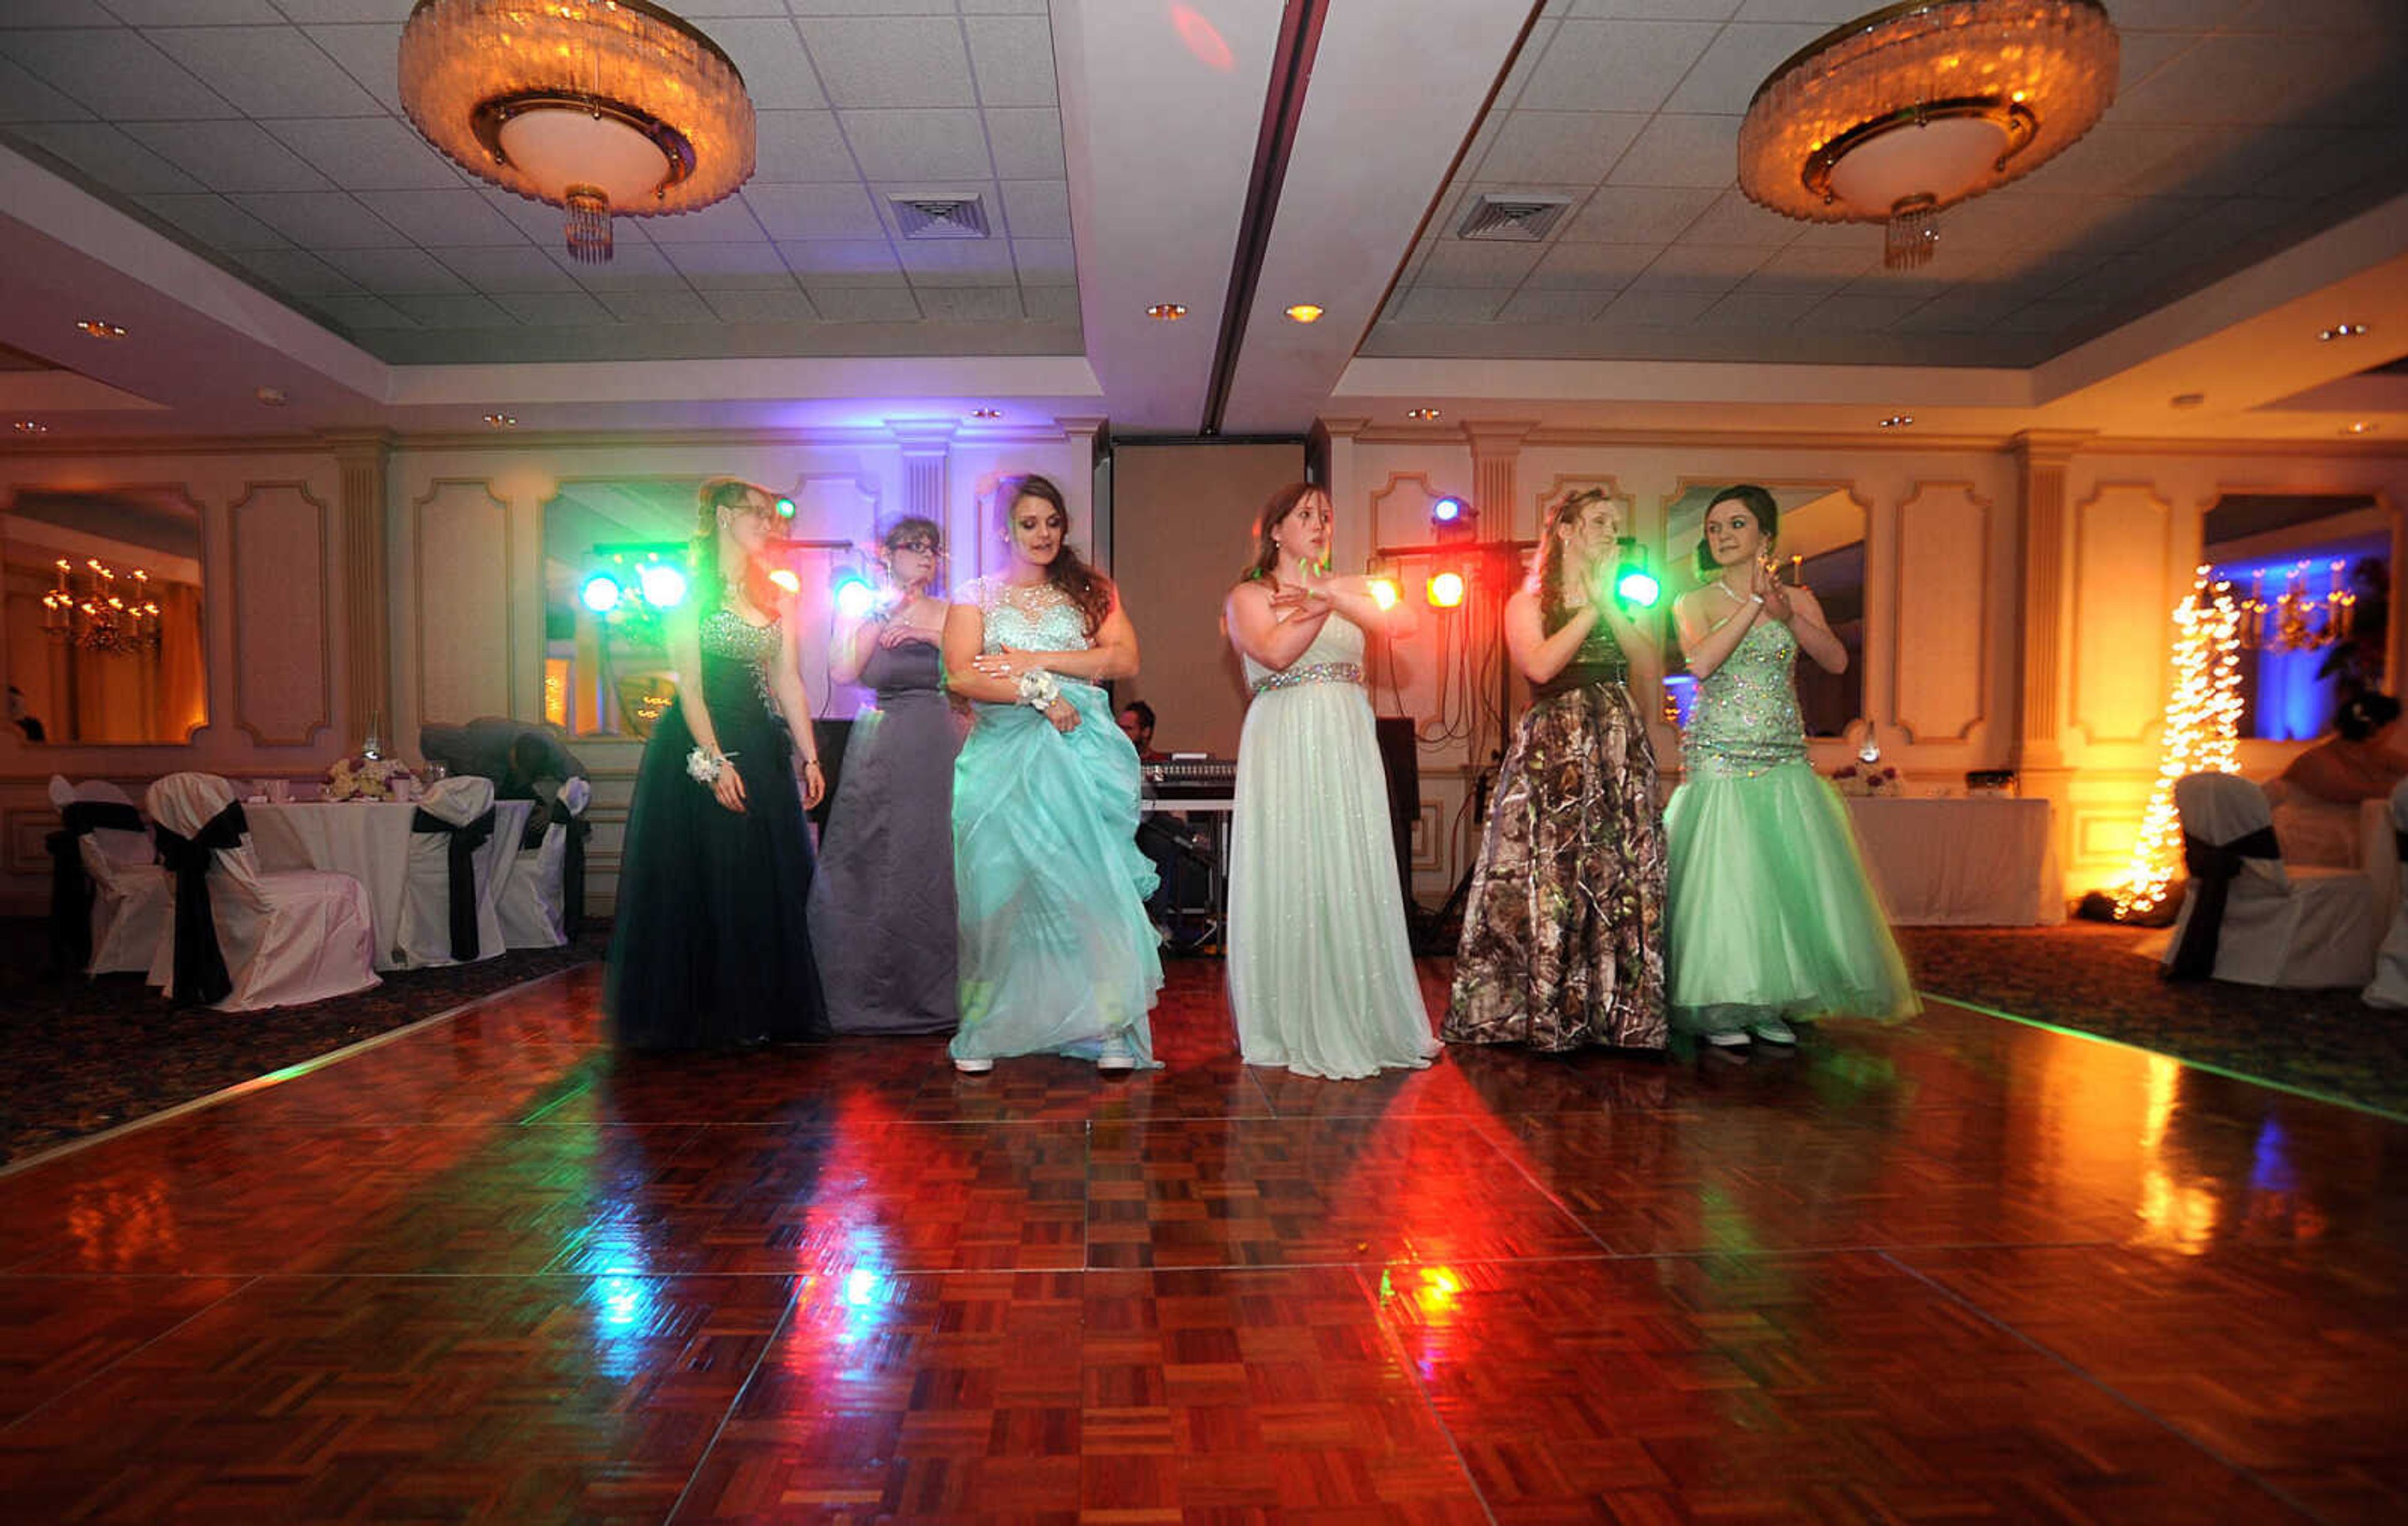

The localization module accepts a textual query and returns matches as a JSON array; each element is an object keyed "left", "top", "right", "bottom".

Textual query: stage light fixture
[
  {"left": 1368, "top": 579, "right": 1399, "bottom": 611},
  {"left": 1613, "top": 541, "right": 1661, "bottom": 609},
  {"left": 766, "top": 567, "right": 800, "bottom": 594},
  {"left": 1427, "top": 570, "right": 1466, "bottom": 609},
  {"left": 637, "top": 562, "right": 689, "bottom": 609},
  {"left": 832, "top": 569, "right": 877, "bottom": 621},
  {"left": 1430, "top": 494, "right": 1475, "bottom": 544},
  {"left": 579, "top": 572, "right": 623, "bottom": 614},
  {"left": 774, "top": 496, "right": 796, "bottom": 520}
]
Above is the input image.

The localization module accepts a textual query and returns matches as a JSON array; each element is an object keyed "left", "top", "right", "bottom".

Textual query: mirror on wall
[
  {"left": 541, "top": 475, "right": 881, "bottom": 737},
  {"left": 2203, "top": 493, "right": 2389, "bottom": 742},
  {"left": 1661, "top": 481, "right": 1866, "bottom": 739},
  {"left": 2, "top": 487, "right": 208, "bottom": 744}
]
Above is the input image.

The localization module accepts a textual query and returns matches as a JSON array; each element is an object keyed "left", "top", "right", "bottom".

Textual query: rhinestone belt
[{"left": 1251, "top": 661, "right": 1364, "bottom": 694}]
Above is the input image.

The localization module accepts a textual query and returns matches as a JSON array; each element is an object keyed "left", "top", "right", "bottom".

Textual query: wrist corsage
[
  {"left": 1016, "top": 668, "right": 1061, "bottom": 712},
  {"left": 687, "top": 746, "right": 734, "bottom": 784}
]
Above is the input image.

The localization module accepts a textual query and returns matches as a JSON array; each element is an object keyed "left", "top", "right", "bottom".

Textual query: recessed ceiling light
[
  {"left": 969, "top": 407, "right": 1001, "bottom": 419},
  {"left": 256, "top": 386, "right": 288, "bottom": 407},
  {"left": 2170, "top": 392, "right": 2206, "bottom": 409},
  {"left": 2343, "top": 421, "right": 2377, "bottom": 435},
  {"left": 2319, "top": 322, "right": 2369, "bottom": 341},
  {"left": 1879, "top": 414, "right": 1913, "bottom": 428},
  {"left": 483, "top": 413, "right": 517, "bottom": 428},
  {"left": 1146, "top": 302, "right": 1187, "bottom": 321},
  {"left": 1284, "top": 303, "right": 1324, "bottom": 324},
  {"left": 1405, "top": 408, "right": 1440, "bottom": 421},
  {"left": 13, "top": 419, "right": 48, "bottom": 434},
  {"left": 75, "top": 318, "right": 127, "bottom": 340}
]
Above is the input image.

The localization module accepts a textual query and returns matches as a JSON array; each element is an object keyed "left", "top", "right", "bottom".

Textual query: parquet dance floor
[{"left": 1, "top": 960, "right": 2402, "bottom": 1523}]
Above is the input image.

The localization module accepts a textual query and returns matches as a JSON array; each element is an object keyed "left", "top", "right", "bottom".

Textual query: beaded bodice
[
  {"left": 1241, "top": 609, "right": 1365, "bottom": 689},
  {"left": 1683, "top": 609, "right": 1805, "bottom": 779},
  {"left": 971, "top": 577, "right": 1094, "bottom": 656},
  {"left": 699, "top": 608, "right": 781, "bottom": 666},
  {"left": 1532, "top": 601, "right": 1629, "bottom": 698}
]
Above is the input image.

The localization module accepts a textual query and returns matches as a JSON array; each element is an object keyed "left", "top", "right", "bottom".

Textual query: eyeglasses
[{"left": 889, "top": 539, "right": 938, "bottom": 555}]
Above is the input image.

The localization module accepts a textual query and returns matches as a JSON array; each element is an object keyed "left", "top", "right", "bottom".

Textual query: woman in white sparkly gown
[{"left": 1223, "top": 482, "right": 1439, "bottom": 1078}]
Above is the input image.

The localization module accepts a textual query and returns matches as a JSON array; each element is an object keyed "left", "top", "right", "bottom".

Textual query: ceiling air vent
[
  {"left": 1456, "top": 194, "right": 1570, "bottom": 242},
  {"left": 890, "top": 194, "right": 990, "bottom": 239}
]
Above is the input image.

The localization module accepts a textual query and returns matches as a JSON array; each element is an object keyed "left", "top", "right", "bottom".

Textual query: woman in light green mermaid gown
[
  {"left": 941, "top": 474, "right": 1163, "bottom": 1073},
  {"left": 1665, "top": 485, "right": 1916, "bottom": 1050},
  {"left": 1224, "top": 483, "right": 1439, "bottom": 1078}
]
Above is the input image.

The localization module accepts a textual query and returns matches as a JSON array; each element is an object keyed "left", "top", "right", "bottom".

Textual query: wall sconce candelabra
[
  {"left": 2233, "top": 560, "right": 2353, "bottom": 652},
  {"left": 41, "top": 557, "right": 162, "bottom": 656}
]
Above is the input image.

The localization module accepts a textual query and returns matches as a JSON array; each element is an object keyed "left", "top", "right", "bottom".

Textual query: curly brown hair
[
  {"left": 997, "top": 473, "right": 1114, "bottom": 636},
  {"left": 1531, "top": 488, "right": 1616, "bottom": 629}
]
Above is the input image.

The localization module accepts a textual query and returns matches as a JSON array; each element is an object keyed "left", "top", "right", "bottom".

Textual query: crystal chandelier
[
  {"left": 2234, "top": 561, "right": 2356, "bottom": 653},
  {"left": 41, "top": 557, "right": 162, "bottom": 657},
  {"left": 398, "top": 0, "right": 757, "bottom": 263},
  {"left": 1737, "top": 1, "right": 2120, "bottom": 269}
]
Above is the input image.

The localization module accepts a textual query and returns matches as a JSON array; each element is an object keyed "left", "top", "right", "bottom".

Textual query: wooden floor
[{"left": 1, "top": 960, "right": 2402, "bottom": 1525}]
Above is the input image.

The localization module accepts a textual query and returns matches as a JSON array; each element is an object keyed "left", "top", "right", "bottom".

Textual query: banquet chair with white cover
[
  {"left": 46, "top": 776, "right": 169, "bottom": 976},
  {"left": 497, "top": 777, "right": 590, "bottom": 949},
  {"left": 2162, "top": 771, "right": 2381, "bottom": 988},
  {"left": 2362, "top": 778, "right": 2408, "bottom": 1008},
  {"left": 144, "top": 772, "right": 378, "bottom": 1010},
  {"left": 396, "top": 774, "right": 505, "bottom": 967}
]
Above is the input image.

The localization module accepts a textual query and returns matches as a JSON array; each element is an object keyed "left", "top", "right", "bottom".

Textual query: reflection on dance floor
[{"left": 0, "top": 960, "right": 2400, "bottom": 1522}]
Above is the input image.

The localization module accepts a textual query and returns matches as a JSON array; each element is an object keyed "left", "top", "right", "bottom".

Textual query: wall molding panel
[{"left": 228, "top": 481, "right": 333, "bottom": 748}]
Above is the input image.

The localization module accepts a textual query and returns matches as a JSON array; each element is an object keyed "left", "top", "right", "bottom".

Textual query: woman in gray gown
[{"left": 808, "top": 517, "right": 961, "bottom": 1033}]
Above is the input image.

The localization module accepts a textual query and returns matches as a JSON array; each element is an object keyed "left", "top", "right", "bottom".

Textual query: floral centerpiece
[
  {"left": 1830, "top": 762, "right": 1901, "bottom": 797},
  {"left": 324, "top": 754, "right": 416, "bottom": 802}
]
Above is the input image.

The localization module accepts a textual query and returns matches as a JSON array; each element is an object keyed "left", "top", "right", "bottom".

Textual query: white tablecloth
[
  {"left": 1844, "top": 796, "right": 2064, "bottom": 926},
  {"left": 247, "top": 799, "right": 535, "bottom": 969}
]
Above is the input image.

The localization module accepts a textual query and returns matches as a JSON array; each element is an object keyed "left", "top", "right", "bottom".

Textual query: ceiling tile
[
  {"left": 1672, "top": 188, "right": 1802, "bottom": 246},
  {"left": 272, "top": 1, "right": 426, "bottom": 19},
  {"left": 1498, "top": 288, "right": 1607, "bottom": 323},
  {"left": 778, "top": 238, "right": 906, "bottom": 285},
  {"left": 747, "top": 181, "right": 887, "bottom": 240},
  {"left": 1518, "top": 19, "right": 1716, "bottom": 113},
  {"left": 490, "top": 290, "right": 615, "bottom": 325},
  {"left": 103, "top": 0, "right": 282, "bottom": 19},
  {"left": 1593, "top": 285, "right": 1718, "bottom": 325},
  {"left": 320, "top": 245, "right": 475, "bottom": 293},
  {"left": 1662, "top": 22, "right": 1829, "bottom": 112},
  {"left": 148, "top": 26, "right": 381, "bottom": 117},
  {"left": 1729, "top": 1, "right": 1870, "bottom": 19},
  {"left": 1415, "top": 241, "right": 1548, "bottom": 288},
  {"left": 897, "top": 238, "right": 1015, "bottom": 286},
  {"left": 700, "top": 288, "right": 819, "bottom": 324},
  {"left": 477, "top": 186, "right": 608, "bottom": 245},
  {"left": 1392, "top": 288, "right": 1510, "bottom": 323},
  {"left": 0, "top": 1, "right": 119, "bottom": 23},
  {"left": 1741, "top": 242, "right": 1876, "bottom": 294},
  {"left": 806, "top": 286, "right": 921, "bottom": 322},
  {"left": 1605, "top": 113, "right": 1741, "bottom": 187},
  {"left": 6, "top": 120, "right": 204, "bottom": 193},
  {"left": 308, "top": 293, "right": 420, "bottom": 329},
  {"left": 981, "top": 107, "right": 1062, "bottom": 179},
  {"left": 232, "top": 190, "right": 409, "bottom": 248},
  {"left": 998, "top": 178, "right": 1070, "bottom": 238},
  {"left": 964, "top": 15, "right": 1055, "bottom": 108},
  {"left": 916, "top": 286, "right": 1021, "bottom": 321},
  {"left": 1525, "top": 242, "right": 1661, "bottom": 290},
  {"left": 1992, "top": 298, "right": 2115, "bottom": 337},
  {"left": 662, "top": 241, "right": 798, "bottom": 288},
  {"left": 297, "top": 24, "right": 404, "bottom": 113},
  {"left": 1477, "top": 111, "right": 1649, "bottom": 184},
  {"left": 555, "top": 244, "right": 692, "bottom": 292},
  {"left": 788, "top": 0, "right": 961, "bottom": 15},
  {"left": 353, "top": 188, "right": 531, "bottom": 246},
  {"left": 702, "top": 18, "right": 830, "bottom": 110},
  {"left": 133, "top": 192, "right": 292, "bottom": 250},
  {"left": 125, "top": 119, "right": 332, "bottom": 191},
  {"left": 226, "top": 246, "right": 362, "bottom": 296},
  {"left": 384, "top": 292, "right": 517, "bottom": 327},
  {"left": 1892, "top": 290, "right": 2020, "bottom": 334},
  {"left": 752, "top": 109, "right": 858, "bottom": 181},
  {"left": 1008, "top": 236, "right": 1074, "bottom": 284},
  {"left": 429, "top": 246, "right": 582, "bottom": 293},
  {"left": 635, "top": 196, "right": 773, "bottom": 243},
  {"left": 1692, "top": 291, "right": 1820, "bottom": 327},
  {"left": 2029, "top": 123, "right": 2215, "bottom": 196},
  {"left": 2259, "top": 127, "right": 2408, "bottom": 203},
  {"left": 1636, "top": 241, "right": 1768, "bottom": 290},
  {"left": 263, "top": 117, "right": 465, "bottom": 191},
  {"left": 1563, "top": 1, "right": 1743, "bottom": 18},
  {"left": 838, "top": 107, "right": 990, "bottom": 179},
  {"left": 599, "top": 290, "right": 718, "bottom": 324},
  {"left": 2104, "top": 0, "right": 2255, "bottom": 29},
  {"left": 0, "top": 29, "right": 236, "bottom": 119},
  {"left": 1020, "top": 285, "right": 1078, "bottom": 323},
  {"left": 798, "top": 16, "right": 974, "bottom": 108},
  {"left": 1791, "top": 293, "right": 1928, "bottom": 330},
  {"left": 0, "top": 52, "right": 93, "bottom": 120},
  {"left": 1556, "top": 184, "right": 1717, "bottom": 242},
  {"left": 2114, "top": 29, "right": 2200, "bottom": 94}
]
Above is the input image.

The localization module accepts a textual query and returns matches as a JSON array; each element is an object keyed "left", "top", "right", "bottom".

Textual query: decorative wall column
[
  {"left": 325, "top": 430, "right": 394, "bottom": 745},
  {"left": 2010, "top": 430, "right": 2090, "bottom": 775},
  {"left": 1464, "top": 420, "right": 1533, "bottom": 535},
  {"left": 887, "top": 418, "right": 958, "bottom": 528}
]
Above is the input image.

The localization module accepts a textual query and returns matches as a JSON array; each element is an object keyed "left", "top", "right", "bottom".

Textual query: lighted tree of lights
[{"left": 2111, "top": 567, "right": 2244, "bottom": 920}]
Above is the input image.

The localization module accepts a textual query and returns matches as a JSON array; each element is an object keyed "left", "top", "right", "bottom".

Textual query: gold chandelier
[
  {"left": 2235, "top": 561, "right": 2356, "bottom": 653},
  {"left": 1737, "top": 0, "right": 2120, "bottom": 268},
  {"left": 399, "top": 0, "right": 756, "bottom": 263},
  {"left": 42, "top": 557, "right": 162, "bottom": 657}
]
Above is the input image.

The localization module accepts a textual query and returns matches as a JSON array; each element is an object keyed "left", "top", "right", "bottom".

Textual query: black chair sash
[
  {"left": 411, "top": 806, "right": 496, "bottom": 960},
  {"left": 46, "top": 799, "right": 144, "bottom": 974},
  {"left": 2165, "top": 824, "right": 2283, "bottom": 982},
  {"left": 2393, "top": 826, "right": 2408, "bottom": 866},
  {"left": 551, "top": 798, "right": 591, "bottom": 939},
  {"left": 153, "top": 801, "right": 249, "bottom": 1006}
]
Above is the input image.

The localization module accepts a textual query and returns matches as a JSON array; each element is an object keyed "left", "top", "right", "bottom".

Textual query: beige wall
[{"left": 1109, "top": 441, "right": 1306, "bottom": 757}]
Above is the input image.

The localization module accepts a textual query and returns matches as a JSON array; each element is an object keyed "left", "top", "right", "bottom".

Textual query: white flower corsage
[
  {"left": 1016, "top": 668, "right": 1061, "bottom": 712},
  {"left": 686, "top": 746, "right": 734, "bottom": 784}
]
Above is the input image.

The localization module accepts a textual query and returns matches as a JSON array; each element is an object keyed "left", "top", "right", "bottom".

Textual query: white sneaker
[
  {"left": 1096, "top": 1036, "right": 1137, "bottom": 1073},
  {"left": 953, "top": 1055, "right": 994, "bottom": 1075},
  {"left": 1703, "top": 1030, "right": 1751, "bottom": 1048},
  {"left": 1749, "top": 1018, "right": 1798, "bottom": 1045}
]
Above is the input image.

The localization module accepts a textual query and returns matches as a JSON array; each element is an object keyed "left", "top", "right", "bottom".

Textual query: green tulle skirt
[{"left": 1662, "top": 759, "right": 1918, "bottom": 1036}]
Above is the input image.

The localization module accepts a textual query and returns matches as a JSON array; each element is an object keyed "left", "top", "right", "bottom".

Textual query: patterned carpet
[
  {"left": 0, "top": 918, "right": 610, "bottom": 1165},
  {"left": 7, "top": 918, "right": 2403, "bottom": 1165},
  {"left": 1899, "top": 921, "right": 2408, "bottom": 1122}
]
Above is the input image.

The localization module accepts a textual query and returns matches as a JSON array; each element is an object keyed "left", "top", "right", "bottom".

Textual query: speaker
[{"left": 1374, "top": 715, "right": 1418, "bottom": 905}]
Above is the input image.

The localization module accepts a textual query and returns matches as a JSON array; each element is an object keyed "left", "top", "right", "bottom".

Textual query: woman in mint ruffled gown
[
  {"left": 1224, "top": 483, "right": 1439, "bottom": 1078},
  {"left": 1664, "top": 485, "right": 1916, "bottom": 1051},
  {"left": 941, "top": 473, "right": 1162, "bottom": 1073}
]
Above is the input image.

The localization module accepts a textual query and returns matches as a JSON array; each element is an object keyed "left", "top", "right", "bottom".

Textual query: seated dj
[{"left": 1117, "top": 699, "right": 1170, "bottom": 763}]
